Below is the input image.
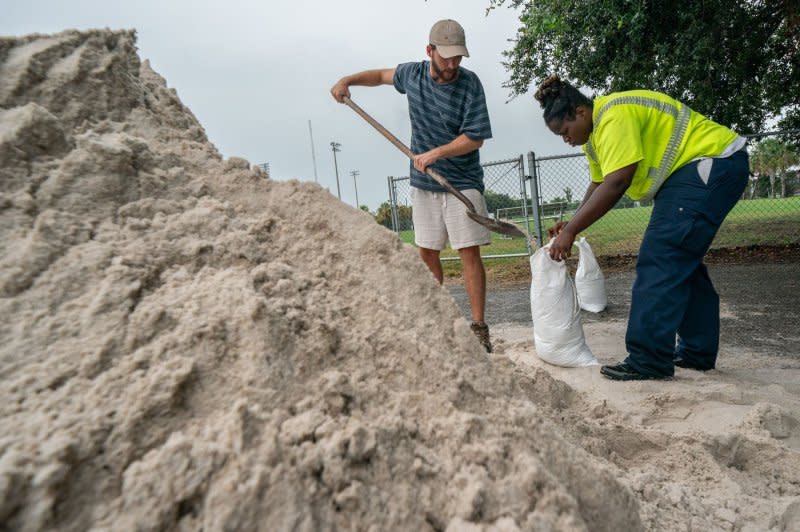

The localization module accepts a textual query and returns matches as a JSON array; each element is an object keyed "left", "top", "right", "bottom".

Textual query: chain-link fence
[
  {"left": 386, "top": 130, "right": 800, "bottom": 259},
  {"left": 386, "top": 156, "right": 533, "bottom": 259},
  {"left": 530, "top": 130, "right": 800, "bottom": 257}
]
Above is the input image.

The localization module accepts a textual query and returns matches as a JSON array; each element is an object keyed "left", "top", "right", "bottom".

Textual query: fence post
[
  {"left": 517, "top": 154, "right": 533, "bottom": 255},
  {"left": 387, "top": 176, "right": 399, "bottom": 233},
  {"left": 527, "top": 151, "right": 543, "bottom": 246}
]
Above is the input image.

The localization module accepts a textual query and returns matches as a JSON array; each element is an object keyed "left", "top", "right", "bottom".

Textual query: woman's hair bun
[{"left": 534, "top": 74, "right": 563, "bottom": 108}]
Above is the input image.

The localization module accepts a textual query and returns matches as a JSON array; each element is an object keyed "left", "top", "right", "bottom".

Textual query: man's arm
[
  {"left": 413, "top": 133, "right": 483, "bottom": 172},
  {"left": 331, "top": 69, "right": 396, "bottom": 102}
]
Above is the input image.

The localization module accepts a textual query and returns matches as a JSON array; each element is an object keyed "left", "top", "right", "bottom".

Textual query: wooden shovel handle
[{"left": 342, "top": 96, "right": 477, "bottom": 212}]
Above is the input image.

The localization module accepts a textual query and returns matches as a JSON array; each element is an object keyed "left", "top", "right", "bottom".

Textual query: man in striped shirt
[{"left": 331, "top": 19, "right": 495, "bottom": 352}]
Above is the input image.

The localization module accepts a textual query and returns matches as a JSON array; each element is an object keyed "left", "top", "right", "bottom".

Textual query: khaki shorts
[{"left": 411, "top": 187, "right": 491, "bottom": 250}]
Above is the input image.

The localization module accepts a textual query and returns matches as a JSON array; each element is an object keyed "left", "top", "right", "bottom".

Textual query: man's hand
[
  {"left": 330, "top": 78, "right": 351, "bottom": 103},
  {"left": 548, "top": 224, "right": 576, "bottom": 261},
  {"left": 414, "top": 148, "right": 442, "bottom": 173}
]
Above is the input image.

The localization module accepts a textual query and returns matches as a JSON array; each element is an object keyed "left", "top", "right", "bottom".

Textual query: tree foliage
[
  {"left": 749, "top": 137, "right": 800, "bottom": 197},
  {"left": 484, "top": 189, "right": 520, "bottom": 213},
  {"left": 374, "top": 201, "right": 413, "bottom": 230},
  {"left": 488, "top": 0, "right": 799, "bottom": 133}
]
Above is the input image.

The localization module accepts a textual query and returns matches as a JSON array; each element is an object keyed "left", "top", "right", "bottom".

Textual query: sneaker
[
  {"left": 674, "top": 356, "right": 712, "bottom": 371},
  {"left": 600, "top": 362, "right": 670, "bottom": 381},
  {"left": 470, "top": 321, "right": 493, "bottom": 353}
]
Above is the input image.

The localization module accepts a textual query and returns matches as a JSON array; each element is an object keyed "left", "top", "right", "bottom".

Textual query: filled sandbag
[
  {"left": 530, "top": 243, "right": 598, "bottom": 367},
  {"left": 575, "top": 237, "right": 607, "bottom": 313}
]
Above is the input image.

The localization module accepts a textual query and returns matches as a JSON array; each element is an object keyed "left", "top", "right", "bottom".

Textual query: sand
[
  {"left": 495, "top": 322, "right": 800, "bottom": 531},
  {"left": 1, "top": 29, "right": 798, "bottom": 532}
]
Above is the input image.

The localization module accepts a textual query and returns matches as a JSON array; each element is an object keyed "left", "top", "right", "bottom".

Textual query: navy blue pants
[{"left": 624, "top": 149, "right": 750, "bottom": 377}]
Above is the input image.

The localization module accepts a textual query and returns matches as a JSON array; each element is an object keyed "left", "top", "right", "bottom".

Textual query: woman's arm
[
  {"left": 548, "top": 162, "right": 637, "bottom": 260},
  {"left": 548, "top": 181, "right": 600, "bottom": 238}
]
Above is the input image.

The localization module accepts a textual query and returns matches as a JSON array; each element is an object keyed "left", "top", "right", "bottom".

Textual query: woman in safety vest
[{"left": 535, "top": 75, "right": 749, "bottom": 381}]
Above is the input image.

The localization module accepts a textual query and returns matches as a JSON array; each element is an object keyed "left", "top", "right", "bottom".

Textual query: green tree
[
  {"left": 374, "top": 202, "right": 393, "bottom": 228},
  {"left": 749, "top": 138, "right": 800, "bottom": 198},
  {"left": 563, "top": 186, "right": 574, "bottom": 205},
  {"left": 484, "top": 189, "right": 519, "bottom": 214},
  {"left": 374, "top": 201, "right": 413, "bottom": 230},
  {"left": 487, "top": 0, "right": 799, "bottom": 132}
]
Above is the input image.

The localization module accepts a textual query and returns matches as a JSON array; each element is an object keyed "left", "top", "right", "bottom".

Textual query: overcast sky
[{"left": 2, "top": 0, "right": 578, "bottom": 210}]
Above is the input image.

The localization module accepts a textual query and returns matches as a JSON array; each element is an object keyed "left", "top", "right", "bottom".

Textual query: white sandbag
[
  {"left": 530, "top": 243, "right": 598, "bottom": 367},
  {"left": 575, "top": 237, "right": 608, "bottom": 313}
]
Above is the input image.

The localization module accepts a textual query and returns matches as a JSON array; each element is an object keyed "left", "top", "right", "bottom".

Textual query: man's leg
[
  {"left": 445, "top": 189, "right": 490, "bottom": 321},
  {"left": 411, "top": 188, "right": 447, "bottom": 283},
  {"left": 461, "top": 244, "right": 491, "bottom": 352},
  {"left": 445, "top": 189, "right": 492, "bottom": 352},
  {"left": 458, "top": 245, "right": 486, "bottom": 322},
  {"left": 418, "top": 247, "right": 443, "bottom": 285}
]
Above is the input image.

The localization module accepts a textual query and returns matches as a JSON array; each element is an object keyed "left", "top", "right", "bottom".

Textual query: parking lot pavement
[{"left": 447, "top": 261, "right": 800, "bottom": 359}]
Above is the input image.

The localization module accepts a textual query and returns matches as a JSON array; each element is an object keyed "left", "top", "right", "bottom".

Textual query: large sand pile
[{"left": 0, "top": 29, "right": 797, "bottom": 532}]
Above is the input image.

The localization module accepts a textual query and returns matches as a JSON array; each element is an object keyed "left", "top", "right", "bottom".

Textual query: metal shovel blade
[{"left": 466, "top": 211, "right": 527, "bottom": 238}]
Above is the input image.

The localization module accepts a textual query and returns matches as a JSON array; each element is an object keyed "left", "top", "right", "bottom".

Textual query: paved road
[{"left": 448, "top": 262, "right": 800, "bottom": 358}]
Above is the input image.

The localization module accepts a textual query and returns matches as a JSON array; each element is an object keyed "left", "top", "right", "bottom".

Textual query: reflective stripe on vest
[{"left": 586, "top": 96, "right": 692, "bottom": 201}]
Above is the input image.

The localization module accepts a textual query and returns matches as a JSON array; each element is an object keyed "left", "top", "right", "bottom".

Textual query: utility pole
[
  {"left": 349, "top": 170, "right": 360, "bottom": 208},
  {"left": 330, "top": 141, "right": 342, "bottom": 200},
  {"left": 308, "top": 120, "right": 318, "bottom": 183}
]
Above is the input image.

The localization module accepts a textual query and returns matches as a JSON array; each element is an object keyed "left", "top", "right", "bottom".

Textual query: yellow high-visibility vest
[{"left": 583, "top": 90, "right": 740, "bottom": 200}]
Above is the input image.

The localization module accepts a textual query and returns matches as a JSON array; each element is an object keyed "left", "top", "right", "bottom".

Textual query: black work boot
[
  {"left": 600, "top": 362, "right": 671, "bottom": 381},
  {"left": 674, "top": 356, "right": 713, "bottom": 371},
  {"left": 470, "top": 321, "right": 492, "bottom": 353}
]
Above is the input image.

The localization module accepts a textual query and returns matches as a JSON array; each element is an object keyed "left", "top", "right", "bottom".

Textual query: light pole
[
  {"left": 330, "top": 141, "right": 342, "bottom": 200},
  {"left": 308, "top": 120, "right": 318, "bottom": 183},
  {"left": 349, "top": 170, "right": 360, "bottom": 208}
]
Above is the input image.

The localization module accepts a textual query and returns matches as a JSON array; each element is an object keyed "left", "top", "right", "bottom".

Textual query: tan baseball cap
[{"left": 429, "top": 19, "right": 469, "bottom": 58}]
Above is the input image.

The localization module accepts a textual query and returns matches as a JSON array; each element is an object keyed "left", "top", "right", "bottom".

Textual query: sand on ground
[
  {"left": 1, "top": 29, "right": 798, "bottom": 532},
  {"left": 491, "top": 318, "right": 800, "bottom": 531}
]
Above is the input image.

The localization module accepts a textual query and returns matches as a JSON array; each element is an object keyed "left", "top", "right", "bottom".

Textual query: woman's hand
[
  {"left": 548, "top": 225, "right": 576, "bottom": 261},
  {"left": 547, "top": 221, "right": 568, "bottom": 239}
]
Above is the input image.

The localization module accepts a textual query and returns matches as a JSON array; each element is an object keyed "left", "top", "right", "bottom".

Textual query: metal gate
[{"left": 387, "top": 155, "right": 533, "bottom": 260}]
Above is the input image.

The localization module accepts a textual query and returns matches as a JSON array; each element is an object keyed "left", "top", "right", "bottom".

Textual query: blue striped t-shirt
[{"left": 393, "top": 61, "right": 493, "bottom": 192}]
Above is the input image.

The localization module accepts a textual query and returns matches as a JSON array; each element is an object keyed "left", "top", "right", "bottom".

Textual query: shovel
[{"left": 342, "top": 96, "right": 527, "bottom": 239}]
